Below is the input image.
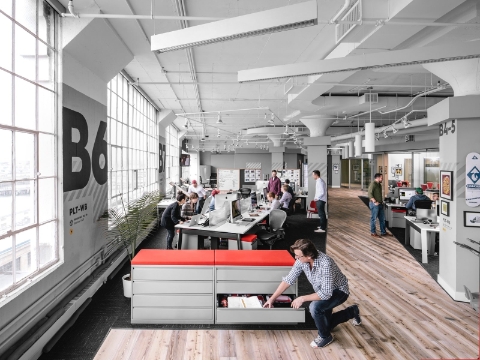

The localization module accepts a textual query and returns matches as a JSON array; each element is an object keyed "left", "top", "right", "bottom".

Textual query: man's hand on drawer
[{"left": 291, "top": 296, "right": 304, "bottom": 309}]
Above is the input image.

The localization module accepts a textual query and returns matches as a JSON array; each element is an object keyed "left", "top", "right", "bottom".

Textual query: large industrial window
[
  {"left": 165, "top": 125, "right": 180, "bottom": 193},
  {"left": 0, "top": 0, "right": 58, "bottom": 296},
  {"left": 107, "top": 73, "right": 158, "bottom": 209}
]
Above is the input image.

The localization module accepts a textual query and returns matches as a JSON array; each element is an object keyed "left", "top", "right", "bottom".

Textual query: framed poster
[
  {"left": 465, "top": 152, "right": 480, "bottom": 207},
  {"left": 440, "top": 170, "right": 453, "bottom": 200},
  {"left": 441, "top": 200, "right": 450, "bottom": 217},
  {"left": 378, "top": 166, "right": 383, "bottom": 174},
  {"left": 464, "top": 211, "right": 480, "bottom": 227}
]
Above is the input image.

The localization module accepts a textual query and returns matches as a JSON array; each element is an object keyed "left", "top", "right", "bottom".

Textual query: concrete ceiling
[{"left": 58, "top": 0, "right": 478, "bottom": 149}]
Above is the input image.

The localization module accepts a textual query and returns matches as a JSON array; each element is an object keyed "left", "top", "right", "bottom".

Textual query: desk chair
[
  {"left": 239, "top": 188, "right": 252, "bottom": 199},
  {"left": 256, "top": 209, "right": 287, "bottom": 250},
  {"left": 307, "top": 200, "right": 317, "bottom": 218},
  {"left": 414, "top": 200, "right": 433, "bottom": 209}
]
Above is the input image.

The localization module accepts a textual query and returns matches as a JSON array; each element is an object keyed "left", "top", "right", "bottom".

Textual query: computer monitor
[
  {"left": 263, "top": 187, "right": 268, "bottom": 203},
  {"left": 230, "top": 199, "right": 242, "bottom": 222},
  {"left": 200, "top": 196, "right": 213, "bottom": 214},
  {"left": 388, "top": 180, "right": 397, "bottom": 188},
  {"left": 399, "top": 188, "right": 416, "bottom": 201}
]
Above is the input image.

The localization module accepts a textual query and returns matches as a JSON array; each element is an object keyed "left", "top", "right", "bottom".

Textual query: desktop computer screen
[
  {"left": 399, "top": 188, "right": 416, "bottom": 201},
  {"left": 230, "top": 199, "right": 241, "bottom": 222},
  {"left": 263, "top": 187, "right": 268, "bottom": 202}
]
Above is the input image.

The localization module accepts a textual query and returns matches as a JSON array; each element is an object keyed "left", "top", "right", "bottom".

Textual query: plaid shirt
[
  {"left": 283, "top": 252, "right": 349, "bottom": 300},
  {"left": 181, "top": 201, "right": 196, "bottom": 218}
]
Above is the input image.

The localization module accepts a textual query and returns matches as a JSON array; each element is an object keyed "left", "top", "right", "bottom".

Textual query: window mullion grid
[
  {"left": 11, "top": 0, "right": 17, "bottom": 281},
  {"left": 35, "top": 1, "right": 40, "bottom": 271}
]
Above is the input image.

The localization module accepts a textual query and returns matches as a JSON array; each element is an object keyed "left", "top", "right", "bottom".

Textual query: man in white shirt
[
  {"left": 313, "top": 170, "right": 327, "bottom": 233},
  {"left": 187, "top": 180, "right": 206, "bottom": 214}
]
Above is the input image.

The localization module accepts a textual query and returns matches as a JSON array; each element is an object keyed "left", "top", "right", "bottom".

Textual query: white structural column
[
  {"left": 270, "top": 147, "right": 285, "bottom": 171},
  {"left": 303, "top": 136, "right": 330, "bottom": 210},
  {"left": 424, "top": 59, "right": 480, "bottom": 301}
]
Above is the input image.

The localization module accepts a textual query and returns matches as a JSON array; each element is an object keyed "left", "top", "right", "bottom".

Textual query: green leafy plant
[{"left": 101, "top": 190, "right": 162, "bottom": 263}]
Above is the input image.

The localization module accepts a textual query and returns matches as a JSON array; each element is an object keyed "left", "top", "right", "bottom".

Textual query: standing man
[
  {"left": 187, "top": 179, "right": 206, "bottom": 214},
  {"left": 312, "top": 170, "right": 327, "bottom": 233},
  {"left": 367, "top": 173, "right": 392, "bottom": 237},
  {"left": 267, "top": 170, "right": 282, "bottom": 198},
  {"left": 264, "top": 239, "right": 361, "bottom": 348}
]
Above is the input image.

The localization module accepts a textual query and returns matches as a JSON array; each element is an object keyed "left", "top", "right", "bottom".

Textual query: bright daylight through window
[
  {"left": 107, "top": 73, "right": 159, "bottom": 208},
  {"left": 0, "top": 0, "right": 58, "bottom": 295}
]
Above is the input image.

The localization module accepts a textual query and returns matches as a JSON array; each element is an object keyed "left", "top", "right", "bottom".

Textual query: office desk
[
  {"left": 176, "top": 210, "right": 269, "bottom": 250},
  {"left": 404, "top": 216, "right": 440, "bottom": 264}
]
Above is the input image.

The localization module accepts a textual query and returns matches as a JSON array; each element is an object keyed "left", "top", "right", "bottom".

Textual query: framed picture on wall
[
  {"left": 464, "top": 211, "right": 480, "bottom": 227},
  {"left": 441, "top": 200, "right": 450, "bottom": 217},
  {"left": 378, "top": 166, "right": 383, "bottom": 174},
  {"left": 440, "top": 170, "right": 453, "bottom": 200}
]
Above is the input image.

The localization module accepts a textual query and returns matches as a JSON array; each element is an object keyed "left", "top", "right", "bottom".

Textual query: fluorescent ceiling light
[
  {"left": 151, "top": 1, "right": 317, "bottom": 53},
  {"left": 238, "top": 40, "right": 480, "bottom": 82}
]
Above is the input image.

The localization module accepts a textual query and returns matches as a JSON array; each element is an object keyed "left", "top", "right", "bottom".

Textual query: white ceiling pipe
[
  {"left": 355, "top": 134, "right": 362, "bottom": 157},
  {"left": 330, "top": 0, "right": 352, "bottom": 23},
  {"left": 61, "top": 13, "right": 224, "bottom": 21},
  {"left": 331, "top": 118, "right": 428, "bottom": 142}
]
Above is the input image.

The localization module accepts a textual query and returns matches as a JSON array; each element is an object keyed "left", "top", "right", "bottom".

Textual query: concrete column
[
  {"left": 270, "top": 146, "right": 285, "bottom": 171},
  {"left": 425, "top": 59, "right": 480, "bottom": 301},
  {"left": 304, "top": 136, "right": 331, "bottom": 208}
]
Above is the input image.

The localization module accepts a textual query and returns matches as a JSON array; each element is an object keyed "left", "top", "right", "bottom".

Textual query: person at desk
[
  {"left": 266, "top": 192, "right": 281, "bottom": 213},
  {"left": 405, "top": 187, "right": 431, "bottom": 211},
  {"left": 367, "top": 173, "right": 392, "bottom": 237},
  {"left": 284, "top": 179, "right": 294, "bottom": 197},
  {"left": 264, "top": 239, "right": 361, "bottom": 348},
  {"left": 181, "top": 192, "right": 199, "bottom": 219},
  {"left": 161, "top": 193, "right": 187, "bottom": 249},
  {"left": 267, "top": 170, "right": 282, "bottom": 198},
  {"left": 279, "top": 184, "right": 292, "bottom": 210},
  {"left": 187, "top": 180, "right": 206, "bottom": 214}
]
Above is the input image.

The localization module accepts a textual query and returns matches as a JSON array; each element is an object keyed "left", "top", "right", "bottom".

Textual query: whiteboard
[{"left": 218, "top": 169, "right": 240, "bottom": 191}]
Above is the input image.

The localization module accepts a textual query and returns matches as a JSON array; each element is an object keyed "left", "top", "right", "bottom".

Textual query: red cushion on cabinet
[
  {"left": 240, "top": 234, "right": 257, "bottom": 243},
  {"left": 214, "top": 250, "right": 294, "bottom": 266},
  {"left": 131, "top": 249, "right": 215, "bottom": 266}
]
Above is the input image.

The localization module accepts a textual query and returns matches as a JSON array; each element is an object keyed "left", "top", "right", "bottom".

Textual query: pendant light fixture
[
  {"left": 216, "top": 113, "right": 223, "bottom": 124},
  {"left": 355, "top": 134, "right": 362, "bottom": 157},
  {"left": 364, "top": 90, "right": 375, "bottom": 153},
  {"left": 348, "top": 140, "right": 354, "bottom": 158}
]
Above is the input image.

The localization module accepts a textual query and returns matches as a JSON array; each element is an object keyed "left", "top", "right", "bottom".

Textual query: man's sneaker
[
  {"left": 352, "top": 304, "right": 362, "bottom": 326},
  {"left": 314, "top": 229, "right": 326, "bottom": 233},
  {"left": 310, "top": 335, "right": 334, "bottom": 348}
]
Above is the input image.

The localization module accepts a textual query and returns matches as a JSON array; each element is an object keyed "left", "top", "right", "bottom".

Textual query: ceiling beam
[{"left": 238, "top": 41, "right": 480, "bottom": 82}]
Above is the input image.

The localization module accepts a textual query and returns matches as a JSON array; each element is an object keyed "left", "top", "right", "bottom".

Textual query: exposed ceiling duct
[
  {"left": 151, "top": 1, "right": 317, "bottom": 53},
  {"left": 238, "top": 40, "right": 480, "bottom": 82}
]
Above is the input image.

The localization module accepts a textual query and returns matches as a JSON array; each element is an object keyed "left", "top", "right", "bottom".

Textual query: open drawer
[{"left": 216, "top": 307, "right": 304, "bottom": 324}]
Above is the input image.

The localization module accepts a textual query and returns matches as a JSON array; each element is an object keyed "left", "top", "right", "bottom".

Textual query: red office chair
[{"left": 307, "top": 200, "right": 318, "bottom": 218}]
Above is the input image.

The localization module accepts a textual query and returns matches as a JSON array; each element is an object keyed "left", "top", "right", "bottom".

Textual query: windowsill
[{"left": 0, "top": 260, "right": 64, "bottom": 309}]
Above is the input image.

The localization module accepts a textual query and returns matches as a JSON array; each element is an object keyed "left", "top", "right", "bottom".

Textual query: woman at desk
[
  {"left": 266, "top": 192, "right": 281, "bottom": 213},
  {"left": 161, "top": 193, "right": 187, "bottom": 249}
]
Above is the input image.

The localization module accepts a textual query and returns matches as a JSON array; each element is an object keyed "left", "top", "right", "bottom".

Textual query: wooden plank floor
[{"left": 94, "top": 188, "right": 479, "bottom": 360}]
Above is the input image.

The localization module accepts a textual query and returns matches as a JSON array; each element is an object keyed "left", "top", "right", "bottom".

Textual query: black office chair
[
  {"left": 286, "top": 196, "right": 296, "bottom": 215},
  {"left": 239, "top": 188, "right": 252, "bottom": 199},
  {"left": 414, "top": 200, "right": 432, "bottom": 209},
  {"left": 256, "top": 210, "right": 287, "bottom": 249}
]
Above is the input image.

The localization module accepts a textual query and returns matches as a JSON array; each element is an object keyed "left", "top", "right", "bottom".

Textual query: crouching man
[{"left": 263, "top": 239, "right": 361, "bottom": 348}]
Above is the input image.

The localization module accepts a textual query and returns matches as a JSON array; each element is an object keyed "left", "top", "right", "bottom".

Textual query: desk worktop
[{"left": 404, "top": 216, "right": 440, "bottom": 232}]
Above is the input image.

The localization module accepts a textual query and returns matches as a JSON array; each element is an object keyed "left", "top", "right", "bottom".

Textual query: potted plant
[{"left": 102, "top": 190, "right": 162, "bottom": 297}]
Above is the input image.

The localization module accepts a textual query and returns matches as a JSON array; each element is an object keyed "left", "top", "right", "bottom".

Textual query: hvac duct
[
  {"left": 348, "top": 140, "right": 354, "bottom": 158},
  {"left": 355, "top": 134, "right": 362, "bottom": 157},
  {"left": 364, "top": 122, "right": 375, "bottom": 152}
]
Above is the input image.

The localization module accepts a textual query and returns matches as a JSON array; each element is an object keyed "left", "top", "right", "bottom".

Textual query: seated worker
[
  {"left": 264, "top": 239, "right": 361, "bottom": 348},
  {"left": 279, "top": 184, "right": 292, "bottom": 210},
  {"left": 284, "top": 179, "right": 294, "bottom": 197},
  {"left": 181, "top": 192, "right": 199, "bottom": 219},
  {"left": 266, "top": 191, "right": 281, "bottom": 213},
  {"left": 209, "top": 189, "right": 220, "bottom": 211},
  {"left": 405, "top": 187, "right": 430, "bottom": 210}
]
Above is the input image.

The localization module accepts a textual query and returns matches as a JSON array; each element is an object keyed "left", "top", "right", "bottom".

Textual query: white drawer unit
[
  {"left": 131, "top": 265, "right": 215, "bottom": 324},
  {"left": 216, "top": 307, "right": 305, "bottom": 324}
]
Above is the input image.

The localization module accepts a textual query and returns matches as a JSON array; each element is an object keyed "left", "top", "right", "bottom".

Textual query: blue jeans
[
  {"left": 166, "top": 227, "right": 175, "bottom": 249},
  {"left": 369, "top": 202, "right": 386, "bottom": 234},
  {"left": 316, "top": 200, "right": 326, "bottom": 230},
  {"left": 309, "top": 289, "right": 353, "bottom": 338}
]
